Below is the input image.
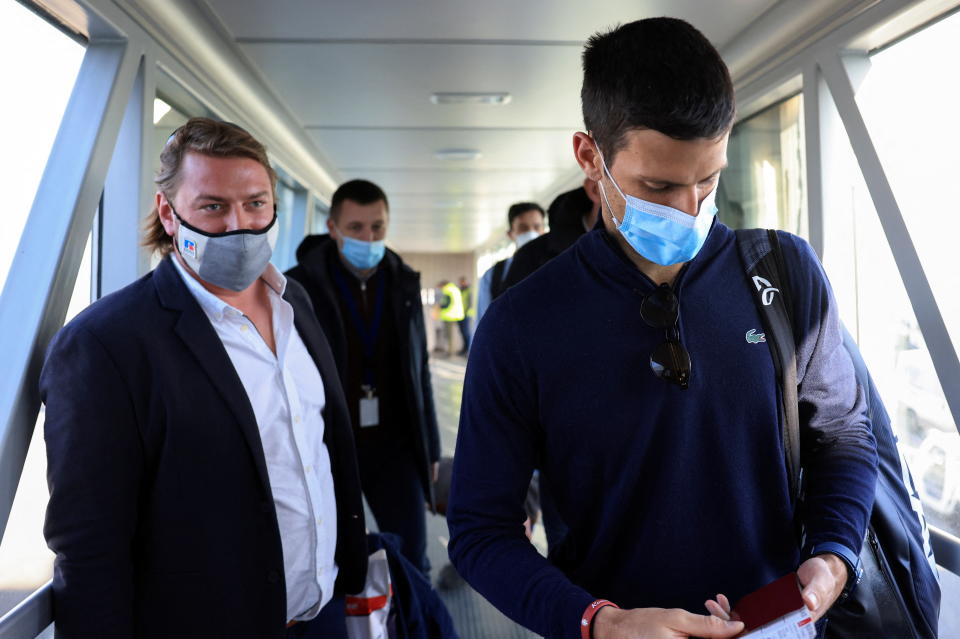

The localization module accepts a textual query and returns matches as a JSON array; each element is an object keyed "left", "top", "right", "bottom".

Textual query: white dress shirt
[{"left": 173, "top": 257, "right": 338, "bottom": 622}]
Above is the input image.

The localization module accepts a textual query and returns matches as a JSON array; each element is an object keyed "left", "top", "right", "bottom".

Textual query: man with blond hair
[{"left": 42, "top": 118, "right": 367, "bottom": 638}]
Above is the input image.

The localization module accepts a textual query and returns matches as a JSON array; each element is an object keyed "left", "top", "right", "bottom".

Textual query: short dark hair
[
  {"left": 581, "top": 18, "right": 735, "bottom": 159},
  {"left": 507, "top": 202, "right": 545, "bottom": 228},
  {"left": 330, "top": 179, "right": 389, "bottom": 221}
]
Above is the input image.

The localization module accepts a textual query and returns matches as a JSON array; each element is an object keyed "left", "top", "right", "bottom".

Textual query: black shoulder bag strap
[{"left": 734, "top": 228, "right": 802, "bottom": 505}]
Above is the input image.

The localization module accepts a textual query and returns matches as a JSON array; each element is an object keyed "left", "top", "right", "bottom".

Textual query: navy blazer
[{"left": 40, "top": 256, "right": 367, "bottom": 639}]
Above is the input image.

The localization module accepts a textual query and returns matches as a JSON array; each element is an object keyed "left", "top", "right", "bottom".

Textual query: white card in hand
[
  {"left": 360, "top": 396, "right": 379, "bottom": 427},
  {"left": 739, "top": 607, "right": 816, "bottom": 638}
]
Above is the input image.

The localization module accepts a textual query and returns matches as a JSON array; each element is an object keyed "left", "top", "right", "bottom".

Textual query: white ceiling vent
[
  {"left": 430, "top": 92, "right": 512, "bottom": 105},
  {"left": 434, "top": 149, "right": 483, "bottom": 161}
]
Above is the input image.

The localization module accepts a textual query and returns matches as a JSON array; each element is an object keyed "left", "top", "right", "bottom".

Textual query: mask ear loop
[{"left": 590, "top": 134, "right": 627, "bottom": 227}]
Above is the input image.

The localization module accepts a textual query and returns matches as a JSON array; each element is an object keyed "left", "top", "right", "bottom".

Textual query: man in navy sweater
[{"left": 447, "top": 18, "right": 878, "bottom": 639}]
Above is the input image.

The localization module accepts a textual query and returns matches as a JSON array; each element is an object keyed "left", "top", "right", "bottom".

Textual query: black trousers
[
  {"left": 356, "top": 441, "right": 430, "bottom": 576},
  {"left": 286, "top": 595, "right": 346, "bottom": 638},
  {"left": 457, "top": 318, "right": 472, "bottom": 352}
]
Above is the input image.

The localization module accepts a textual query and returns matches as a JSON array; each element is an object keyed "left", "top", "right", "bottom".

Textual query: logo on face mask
[{"left": 182, "top": 238, "right": 197, "bottom": 259}]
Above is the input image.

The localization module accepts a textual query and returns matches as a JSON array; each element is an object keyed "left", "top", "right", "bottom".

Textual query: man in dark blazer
[
  {"left": 286, "top": 179, "right": 440, "bottom": 577},
  {"left": 41, "top": 118, "right": 367, "bottom": 639}
]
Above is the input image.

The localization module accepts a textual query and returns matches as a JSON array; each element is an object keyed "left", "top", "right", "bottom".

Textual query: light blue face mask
[
  {"left": 339, "top": 233, "right": 386, "bottom": 270},
  {"left": 596, "top": 147, "right": 718, "bottom": 266}
]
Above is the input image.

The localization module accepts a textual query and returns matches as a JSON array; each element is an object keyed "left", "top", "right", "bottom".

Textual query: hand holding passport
[{"left": 705, "top": 573, "right": 816, "bottom": 639}]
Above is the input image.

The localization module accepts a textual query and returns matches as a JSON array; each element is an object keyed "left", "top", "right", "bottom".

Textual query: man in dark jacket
[
  {"left": 41, "top": 118, "right": 367, "bottom": 638},
  {"left": 500, "top": 178, "right": 600, "bottom": 290},
  {"left": 287, "top": 179, "right": 440, "bottom": 577}
]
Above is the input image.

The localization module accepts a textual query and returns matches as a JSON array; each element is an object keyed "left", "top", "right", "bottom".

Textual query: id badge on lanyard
[
  {"left": 333, "top": 266, "right": 387, "bottom": 430},
  {"left": 360, "top": 384, "right": 379, "bottom": 427}
]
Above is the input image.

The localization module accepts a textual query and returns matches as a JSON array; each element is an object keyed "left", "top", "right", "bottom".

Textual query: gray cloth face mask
[{"left": 171, "top": 205, "right": 279, "bottom": 292}]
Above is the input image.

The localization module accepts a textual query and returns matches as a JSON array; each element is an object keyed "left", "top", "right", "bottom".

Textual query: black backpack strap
[
  {"left": 490, "top": 259, "right": 508, "bottom": 300},
  {"left": 734, "top": 229, "right": 801, "bottom": 505}
]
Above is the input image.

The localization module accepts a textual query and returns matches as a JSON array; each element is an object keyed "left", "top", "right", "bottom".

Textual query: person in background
[
  {"left": 286, "top": 179, "right": 440, "bottom": 577},
  {"left": 41, "top": 117, "right": 368, "bottom": 638},
  {"left": 474, "top": 202, "right": 545, "bottom": 324},
  {"left": 500, "top": 180, "right": 600, "bottom": 291},
  {"left": 437, "top": 278, "right": 465, "bottom": 357},
  {"left": 456, "top": 276, "right": 473, "bottom": 355},
  {"left": 448, "top": 18, "right": 877, "bottom": 639}
]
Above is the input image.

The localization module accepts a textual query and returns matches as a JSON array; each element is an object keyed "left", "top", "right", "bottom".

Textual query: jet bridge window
[
  {"left": 0, "top": 0, "right": 84, "bottom": 294},
  {"left": 718, "top": 94, "right": 807, "bottom": 238},
  {"left": 821, "top": 10, "right": 960, "bottom": 538},
  {"left": 0, "top": 2, "right": 85, "bottom": 617}
]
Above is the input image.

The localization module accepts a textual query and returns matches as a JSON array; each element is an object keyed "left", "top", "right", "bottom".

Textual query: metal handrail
[
  {"left": 0, "top": 581, "right": 52, "bottom": 639},
  {"left": 932, "top": 526, "right": 960, "bottom": 577}
]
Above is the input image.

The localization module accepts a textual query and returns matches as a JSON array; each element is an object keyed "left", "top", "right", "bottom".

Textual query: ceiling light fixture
[
  {"left": 430, "top": 92, "right": 512, "bottom": 105},
  {"left": 435, "top": 149, "right": 483, "bottom": 161}
]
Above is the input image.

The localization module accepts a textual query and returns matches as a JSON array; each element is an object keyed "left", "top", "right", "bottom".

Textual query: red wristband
[{"left": 580, "top": 599, "right": 619, "bottom": 639}]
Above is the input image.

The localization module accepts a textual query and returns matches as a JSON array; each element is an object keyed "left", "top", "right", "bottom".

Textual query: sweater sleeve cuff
[
  {"left": 561, "top": 590, "right": 599, "bottom": 639},
  {"left": 802, "top": 541, "right": 863, "bottom": 595}
]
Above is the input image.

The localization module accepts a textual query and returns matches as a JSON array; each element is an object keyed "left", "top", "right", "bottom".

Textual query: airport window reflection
[
  {"left": 312, "top": 201, "right": 329, "bottom": 235},
  {"left": 821, "top": 86, "right": 960, "bottom": 538},
  {"left": 720, "top": 94, "right": 807, "bottom": 237},
  {"left": 271, "top": 178, "right": 297, "bottom": 271},
  {"left": 149, "top": 98, "right": 190, "bottom": 270},
  {"left": 152, "top": 97, "right": 190, "bottom": 167},
  {"left": 0, "top": 1, "right": 84, "bottom": 293}
]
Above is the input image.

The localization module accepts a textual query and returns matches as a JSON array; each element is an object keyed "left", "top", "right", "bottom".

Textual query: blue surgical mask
[
  {"left": 514, "top": 230, "right": 539, "bottom": 249},
  {"left": 596, "top": 147, "right": 718, "bottom": 266},
  {"left": 339, "top": 233, "right": 386, "bottom": 270}
]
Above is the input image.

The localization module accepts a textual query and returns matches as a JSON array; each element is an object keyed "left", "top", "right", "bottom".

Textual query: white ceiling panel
[
  {"left": 338, "top": 168, "right": 561, "bottom": 200},
  {"left": 194, "top": 0, "right": 781, "bottom": 252},
  {"left": 387, "top": 194, "right": 536, "bottom": 215},
  {"left": 239, "top": 42, "right": 585, "bottom": 128},
  {"left": 206, "top": 0, "right": 777, "bottom": 49},
  {"left": 306, "top": 128, "right": 579, "bottom": 170}
]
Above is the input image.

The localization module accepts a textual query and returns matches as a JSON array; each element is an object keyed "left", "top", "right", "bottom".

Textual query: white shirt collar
[{"left": 170, "top": 255, "right": 287, "bottom": 322}]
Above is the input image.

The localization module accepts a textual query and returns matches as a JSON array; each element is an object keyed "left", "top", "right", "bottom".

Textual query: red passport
[{"left": 731, "top": 572, "right": 815, "bottom": 636}]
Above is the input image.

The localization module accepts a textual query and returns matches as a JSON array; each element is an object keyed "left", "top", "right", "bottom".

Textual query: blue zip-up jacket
[{"left": 447, "top": 221, "right": 878, "bottom": 639}]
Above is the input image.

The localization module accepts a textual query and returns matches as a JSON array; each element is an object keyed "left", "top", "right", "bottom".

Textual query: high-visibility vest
[{"left": 439, "top": 282, "right": 465, "bottom": 322}]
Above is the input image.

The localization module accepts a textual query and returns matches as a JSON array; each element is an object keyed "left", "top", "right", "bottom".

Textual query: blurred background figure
[
  {"left": 456, "top": 276, "right": 473, "bottom": 355},
  {"left": 437, "top": 279, "right": 465, "bottom": 357},
  {"left": 475, "top": 202, "right": 546, "bottom": 325},
  {"left": 501, "top": 179, "right": 600, "bottom": 290}
]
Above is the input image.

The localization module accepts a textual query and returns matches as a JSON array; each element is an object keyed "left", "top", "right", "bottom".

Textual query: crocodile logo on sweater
[{"left": 746, "top": 329, "right": 766, "bottom": 344}]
